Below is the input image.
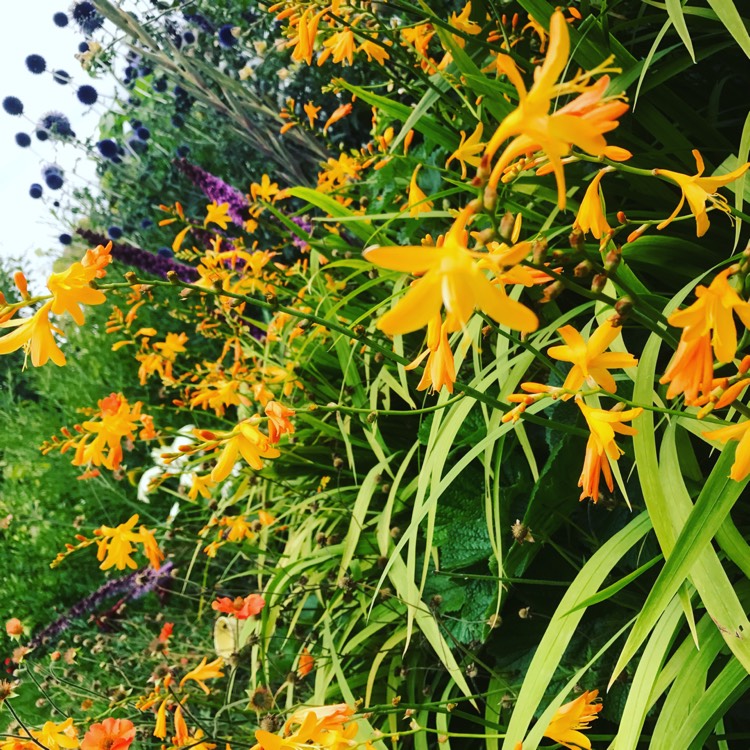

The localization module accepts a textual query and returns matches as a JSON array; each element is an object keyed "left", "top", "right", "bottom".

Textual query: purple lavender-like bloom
[
  {"left": 77, "top": 229, "right": 199, "bottom": 282},
  {"left": 290, "top": 215, "right": 313, "bottom": 252},
  {"left": 174, "top": 159, "right": 249, "bottom": 225},
  {"left": 26, "top": 562, "right": 174, "bottom": 653}
]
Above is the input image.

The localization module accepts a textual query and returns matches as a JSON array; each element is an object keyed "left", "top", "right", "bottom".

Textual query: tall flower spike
[
  {"left": 654, "top": 150, "right": 750, "bottom": 237},
  {"left": 547, "top": 318, "right": 638, "bottom": 395},
  {"left": 485, "top": 11, "right": 629, "bottom": 210},
  {"left": 364, "top": 206, "right": 538, "bottom": 335}
]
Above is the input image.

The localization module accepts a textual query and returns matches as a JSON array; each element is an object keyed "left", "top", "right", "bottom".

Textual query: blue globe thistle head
[
  {"left": 140, "top": 218, "right": 153, "bottom": 229},
  {"left": 136, "top": 126, "right": 150, "bottom": 141},
  {"left": 153, "top": 77, "right": 167, "bottom": 92},
  {"left": 171, "top": 114, "right": 184, "bottom": 128},
  {"left": 25, "top": 54, "right": 47, "bottom": 74},
  {"left": 44, "top": 171, "right": 64, "bottom": 190},
  {"left": 123, "top": 65, "right": 137, "bottom": 80},
  {"left": 130, "top": 118, "right": 142, "bottom": 129},
  {"left": 15, "top": 132, "right": 31, "bottom": 147},
  {"left": 29, "top": 183, "right": 43, "bottom": 199},
  {"left": 138, "top": 64, "right": 152, "bottom": 77},
  {"left": 53, "top": 12, "right": 69, "bottom": 27},
  {"left": 78, "top": 41, "right": 90, "bottom": 53},
  {"left": 59, "top": 233, "right": 72, "bottom": 245},
  {"left": 175, "top": 144, "right": 190, "bottom": 157},
  {"left": 53, "top": 201, "right": 60, "bottom": 207},
  {"left": 107, "top": 226, "right": 123, "bottom": 239},
  {"left": 71, "top": 1, "right": 103, "bottom": 34},
  {"left": 40, "top": 111, "right": 74, "bottom": 137},
  {"left": 53, "top": 69, "right": 71, "bottom": 85},
  {"left": 128, "top": 96, "right": 140, "bottom": 108},
  {"left": 2, "top": 96, "right": 24, "bottom": 116},
  {"left": 127, "top": 136, "right": 147, "bottom": 153},
  {"left": 157, "top": 246, "right": 174, "bottom": 258},
  {"left": 97, "top": 138, "right": 118, "bottom": 158},
  {"left": 183, "top": 30, "right": 196, "bottom": 44},
  {"left": 218, "top": 24, "right": 239, "bottom": 47},
  {"left": 36, "top": 129, "right": 50, "bottom": 141},
  {"left": 111, "top": 156, "right": 122, "bottom": 164},
  {"left": 77, "top": 84, "right": 98, "bottom": 105}
]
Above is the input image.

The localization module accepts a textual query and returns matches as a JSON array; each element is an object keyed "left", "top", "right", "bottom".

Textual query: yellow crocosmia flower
[
  {"left": 654, "top": 149, "right": 750, "bottom": 237},
  {"left": 358, "top": 38, "right": 390, "bottom": 65},
  {"left": 404, "top": 165, "right": 433, "bottom": 218},
  {"left": 96, "top": 514, "right": 141, "bottom": 571},
  {"left": 659, "top": 331, "right": 714, "bottom": 405},
  {"left": 0, "top": 301, "right": 66, "bottom": 366},
  {"left": 485, "top": 11, "right": 629, "bottom": 209},
  {"left": 251, "top": 174, "right": 280, "bottom": 202},
  {"left": 204, "top": 202, "right": 232, "bottom": 230},
  {"left": 574, "top": 168, "right": 612, "bottom": 242},
  {"left": 290, "top": 8, "right": 325, "bottom": 66},
  {"left": 211, "top": 420, "right": 281, "bottom": 482},
  {"left": 449, "top": 2, "right": 482, "bottom": 46},
  {"left": 577, "top": 400, "right": 641, "bottom": 503},
  {"left": 284, "top": 704, "right": 355, "bottom": 735},
  {"left": 667, "top": 266, "right": 750, "bottom": 364},
  {"left": 323, "top": 103, "right": 353, "bottom": 134},
  {"left": 153, "top": 698, "right": 168, "bottom": 739},
  {"left": 405, "top": 316, "right": 456, "bottom": 394},
  {"left": 32, "top": 719, "right": 79, "bottom": 750},
  {"left": 547, "top": 318, "right": 638, "bottom": 395},
  {"left": 47, "top": 262, "right": 106, "bottom": 325},
  {"left": 704, "top": 420, "right": 750, "bottom": 482},
  {"left": 446, "top": 122, "right": 484, "bottom": 179},
  {"left": 318, "top": 26, "right": 355, "bottom": 66},
  {"left": 544, "top": 690, "right": 603, "bottom": 750},
  {"left": 154, "top": 332, "right": 188, "bottom": 361},
  {"left": 179, "top": 656, "right": 225, "bottom": 695},
  {"left": 172, "top": 706, "right": 189, "bottom": 746},
  {"left": 188, "top": 473, "right": 216, "bottom": 501},
  {"left": 364, "top": 206, "right": 539, "bottom": 335}
]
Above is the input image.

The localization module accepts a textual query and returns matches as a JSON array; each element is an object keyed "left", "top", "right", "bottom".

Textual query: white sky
[{"left": 0, "top": 0, "right": 107, "bottom": 278}]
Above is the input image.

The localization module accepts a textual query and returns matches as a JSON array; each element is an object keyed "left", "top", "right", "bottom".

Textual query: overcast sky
[{"left": 0, "top": 0, "right": 108, "bottom": 280}]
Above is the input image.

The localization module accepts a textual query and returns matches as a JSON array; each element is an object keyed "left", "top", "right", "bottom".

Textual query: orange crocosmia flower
[
  {"left": 179, "top": 656, "right": 225, "bottom": 695},
  {"left": 211, "top": 420, "right": 281, "bottom": 482},
  {"left": 574, "top": 168, "right": 612, "bottom": 242},
  {"left": 547, "top": 318, "right": 638, "bottom": 395},
  {"left": 303, "top": 101, "right": 321, "bottom": 127},
  {"left": 654, "top": 150, "right": 750, "bottom": 237},
  {"left": 403, "top": 165, "right": 433, "bottom": 218},
  {"left": 364, "top": 206, "right": 538, "bottom": 336},
  {"left": 172, "top": 706, "right": 189, "bottom": 747},
  {"left": 544, "top": 690, "right": 602, "bottom": 750},
  {"left": 446, "top": 122, "right": 484, "bottom": 179},
  {"left": 405, "top": 315, "right": 456, "bottom": 394},
  {"left": 81, "top": 242, "right": 113, "bottom": 278},
  {"left": 81, "top": 718, "right": 135, "bottom": 750},
  {"left": 290, "top": 7, "right": 325, "bottom": 65},
  {"left": 358, "top": 38, "right": 390, "bottom": 65},
  {"left": 577, "top": 400, "right": 642, "bottom": 503},
  {"left": 323, "top": 103, "right": 353, "bottom": 134},
  {"left": 154, "top": 332, "right": 188, "bottom": 361},
  {"left": 667, "top": 266, "right": 750, "bottom": 364},
  {"left": 0, "top": 301, "right": 66, "bottom": 366},
  {"left": 704, "top": 420, "right": 750, "bottom": 482},
  {"left": 298, "top": 647, "right": 314, "bottom": 678},
  {"left": 212, "top": 594, "right": 265, "bottom": 619},
  {"left": 158, "top": 622, "right": 174, "bottom": 643},
  {"left": 264, "top": 401, "right": 295, "bottom": 443},
  {"left": 485, "top": 11, "right": 629, "bottom": 209},
  {"left": 659, "top": 331, "right": 714, "bottom": 405},
  {"left": 153, "top": 699, "right": 169, "bottom": 739},
  {"left": 138, "top": 525, "right": 164, "bottom": 570}
]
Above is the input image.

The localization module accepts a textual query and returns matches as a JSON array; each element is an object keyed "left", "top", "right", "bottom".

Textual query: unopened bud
[
  {"left": 499, "top": 211, "right": 515, "bottom": 241},
  {"left": 574, "top": 260, "right": 594, "bottom": 278},
  {"left": 124, "top": 271, "right": 137, "bottom": 285},
  {"left": 532, "top": 238, "right": 548, "bottom": 265},
  {"left": 569, "top": 228, "right": 585, "bottom": 251},
  {"left": 166, "top": 270, "right": 179, "bottom": 284},
  {"left": 613, "top": 297, "right": 633, "bottom": 321},
  {"left": 591, "top": 273, "right": 608, "bottom": 294},
  {"left": 13, "top": 272, "right": 28, "bottom": 298},
  {"left": 483, "top": 185, "right": 497, "bottom": 212},
  {"left": 540, "top": 280, "right": 564, "bottom": 304},
  {"left": 616, "top": 210, "right": 627, "bottom": 224},
  {"left": 604, "top": 247, "right": 621, "bottom": 273}
]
